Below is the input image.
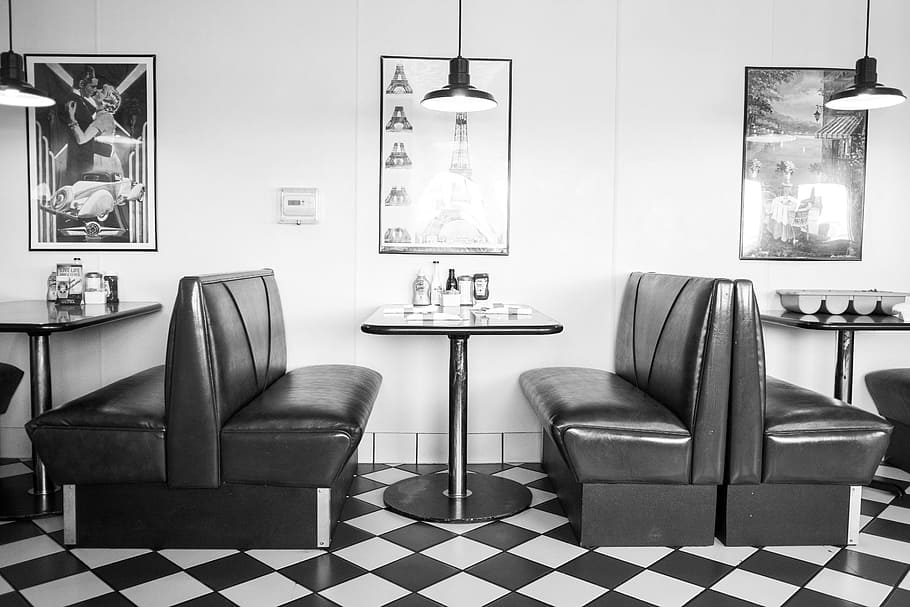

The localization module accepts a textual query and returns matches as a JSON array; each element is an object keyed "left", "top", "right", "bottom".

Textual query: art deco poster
[
  {"left": 379, "top": 56, "right": 511, "bottom": 255},
  {"left": 26, "top": 55, "right": 157, "bottom": 251}
]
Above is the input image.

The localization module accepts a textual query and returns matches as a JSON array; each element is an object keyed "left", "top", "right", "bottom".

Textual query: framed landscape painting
[
  {"left": 739, "top": 66, "right": 867, "bottom": 260},
  {"left": 379, "top": 55, "right": 512, "bottom": 255},
  {"left": 26, "top": 54, "right": 157, "bottom": 251}
]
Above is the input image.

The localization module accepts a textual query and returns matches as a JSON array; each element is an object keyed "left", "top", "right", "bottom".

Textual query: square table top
[
  {"left": 0, "top": 300, "right": 162, "bottom": 335},
  {"left": 761, "top": 309, "right": 910, "bottom": 332},
  {"left": 361, "top": 304, "right": 563, "bottom": 336}
]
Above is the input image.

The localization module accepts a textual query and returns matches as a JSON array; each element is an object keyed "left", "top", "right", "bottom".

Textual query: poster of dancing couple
[{"left": 25, "top": 55, "right": 157, "bottom": 251}]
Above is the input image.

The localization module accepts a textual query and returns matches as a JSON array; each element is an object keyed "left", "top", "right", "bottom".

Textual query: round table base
[
  {"left": 383, "top": 473, "right": 531, "bottom": 523},
  {"left": 0, "top": 473, "right": 62, "bottom": 520}
]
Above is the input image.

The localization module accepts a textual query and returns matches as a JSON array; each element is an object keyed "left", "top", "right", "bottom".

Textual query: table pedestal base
[
  {"left": 384, "top": 473, "right": 531, "bottom": 523},
  {"left": 0, "top": 473, "right": 62, "bottom": 519}
]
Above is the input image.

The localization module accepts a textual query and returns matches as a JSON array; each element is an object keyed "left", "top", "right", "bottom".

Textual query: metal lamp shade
[
  {"left": 826, "top": 57, "right": 905, "bottom": 111},
  {"left": 421, "top": 56, "right": 497, "bottom": 112},
  {"left": 0, "top": 50, "right": 54, "bottom": 107}
]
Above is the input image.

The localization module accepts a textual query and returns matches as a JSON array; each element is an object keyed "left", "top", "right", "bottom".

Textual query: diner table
[
  {"left": 0, "top": 300, "right": 162, "bottom": 519},
  {"left": 761, "top": 309, "right": 910, "bottom": 495},
  {"left": 361, "top": 304, "right": 563, "bottom": 523},
  {"left": 760, "top": 310, "right": 910, "bottom": 402}
]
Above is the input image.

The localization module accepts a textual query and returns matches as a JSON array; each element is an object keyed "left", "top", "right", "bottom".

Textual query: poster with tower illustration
[{"left": 379, "top": 56, "right": 511, "bottom": 255}]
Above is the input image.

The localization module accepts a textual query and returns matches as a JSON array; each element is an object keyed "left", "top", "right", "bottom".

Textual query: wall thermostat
[{"left": 279, "top": 187, "right": 319, "bottom": 225}]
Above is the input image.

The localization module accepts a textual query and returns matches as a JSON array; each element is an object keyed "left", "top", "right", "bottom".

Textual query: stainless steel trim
[
  {"left": 316, "top": 488, "right": 331, "bottom": 547},
  {"left": 63, "top": 485, "right": 76, "bottom": 545},
  {"left": 847, "top": 485, "right": 861, "bottom": 545}
]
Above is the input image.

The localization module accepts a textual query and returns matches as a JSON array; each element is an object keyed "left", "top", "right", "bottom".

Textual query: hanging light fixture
[
  {"left": 421, "top": 0, "right": 496, "bottom": 112},
  {"left": 826, "top": 0, "right": 905, "bottom": 111},
  {"left": 0, "top": 0, "right": 54, "bottom": 108}
]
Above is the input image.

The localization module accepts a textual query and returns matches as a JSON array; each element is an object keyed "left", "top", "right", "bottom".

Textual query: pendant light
[
  {"left": 825, "top": 0, "right": 905, "bottom": 111},
  {"left": 0, "top": 0, "right": 54, "bottom": 108},
  {"left": 421, "top": 0, "right": 496, "bottom": 112}
]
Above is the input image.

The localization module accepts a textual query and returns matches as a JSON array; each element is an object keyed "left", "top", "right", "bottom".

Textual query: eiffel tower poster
[{"left": 379, "top": 56, "right": 512, "bottom": 255}]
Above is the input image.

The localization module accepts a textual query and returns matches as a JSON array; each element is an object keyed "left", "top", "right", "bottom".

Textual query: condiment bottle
[
  {"left": 445, "top": 268, "right": 458, "bottom": 292},
  {"left": 430, "top": 261, "right": 442, "bottom": 306},
  {"left": 413, "top": 270, "right": 430, "bottom": 306}
]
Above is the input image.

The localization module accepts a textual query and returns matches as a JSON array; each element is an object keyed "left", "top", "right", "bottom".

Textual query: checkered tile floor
[{"left": 1, "top": 460, "right": 909, "bottom": 607}]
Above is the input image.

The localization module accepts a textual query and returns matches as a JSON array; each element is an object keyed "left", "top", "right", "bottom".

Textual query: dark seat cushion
[
  {"left": 866, "top": 368, "right": 910, "bottom": 425},
  {"left": 763, "top": 377, "right": 892, "bottom": 484},
  {"left": 520, "top": 367, "right": 692, "bottom": 483},
  {"left": 25, "top": 366, "right": 166, "bottom": 484},
  {"left": 0, "top": 363, "right": 24, "bottom": 414},
  {"left": 221, "top": 364, "right": 381, "bottom": 487}
]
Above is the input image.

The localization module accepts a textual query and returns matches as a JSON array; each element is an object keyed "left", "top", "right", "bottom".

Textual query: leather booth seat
[
  {"left": 520, "top": 272, "right": 734, "bottom": 547},
  {"left": 27, "top": 269, "right": 381, "bottom": 549},
  {"left": 865, "top": 368, "right": 910, "bottom": 471},
  {"left": 763, "top": 378, "right": 890, "bottom": 484},
  {"left": 28, "top": 366, "right": 166, "bottom": 485},
  {"left": 0, "top": 363, "right": 24, "bottom": 415},
  {"left": 719, "top": 279, "right": 891, "bottom": 546}
]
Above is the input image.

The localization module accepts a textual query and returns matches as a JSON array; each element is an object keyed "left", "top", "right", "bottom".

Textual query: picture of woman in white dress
[{"left": 66, "top": 84, "right": 123, "bottom": 177}]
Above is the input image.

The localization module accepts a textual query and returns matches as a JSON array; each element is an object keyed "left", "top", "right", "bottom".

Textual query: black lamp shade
[
  {"left": 421, "top": 57, "right": 497, "bottom": 112},
  {"left": 0, "top": 50, "right": 55, "bottom": 107},
  {"left": 826, "top": 56, "right": 906, "bottom": 110}
]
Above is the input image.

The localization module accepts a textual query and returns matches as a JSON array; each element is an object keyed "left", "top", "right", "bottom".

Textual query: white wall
[
  {"left": 1, "top": 0, "right": 908, "bottom": 459},
  {"left": 0, "top": 0, "right": 616, "bottom": 459},
  {"left": 614, "top": 0, "right": 910, "bottom": 414}
]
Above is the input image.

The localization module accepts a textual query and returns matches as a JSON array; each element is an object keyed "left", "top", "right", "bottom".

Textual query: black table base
[
  {"left": 383, "top": 473, "right": 531, "bottom": 523},
  {"left": 0, "top": 473, "right": 62, "bottom": 519}
]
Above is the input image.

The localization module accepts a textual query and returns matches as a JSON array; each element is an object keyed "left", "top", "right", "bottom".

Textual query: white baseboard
[{"left": 358, "top": 432, "right": 542, "bottom": 465}]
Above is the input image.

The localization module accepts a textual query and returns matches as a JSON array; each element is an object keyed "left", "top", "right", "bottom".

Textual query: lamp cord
[
  {"left": 7, "top": 0, "right": 12, "bottom": 52},
  {"left": 864, "top": 0, "right": 870, "bottom": 57},
  {"left": 458, "top": 0, "right": 461, "bottom": 57}
]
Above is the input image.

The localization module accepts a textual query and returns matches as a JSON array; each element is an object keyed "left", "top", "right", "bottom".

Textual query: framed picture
[
  {"left": 26, "top": 54, "right": 157, "bottom": 251},
  {"left": 739, "top": 66, "right": 867, "bottom": 260},
  {"left": 379, "top": 55, "right": 511, "bottom": 255}
]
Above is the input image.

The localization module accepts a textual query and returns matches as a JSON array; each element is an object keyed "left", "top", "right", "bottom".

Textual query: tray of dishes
[{"left": 777, "top": 289, "right": 909, "bottom": 316}]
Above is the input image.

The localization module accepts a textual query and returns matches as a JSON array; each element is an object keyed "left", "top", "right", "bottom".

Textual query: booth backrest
[
  {"left": 614, "top": 272, "right": 734, "bottom": 483},
  {"left": 165, "top": 269, "right": 287, "bottom": 488},
  {"left": 727, "top": 279, "right": 766, "bottom": 484}
]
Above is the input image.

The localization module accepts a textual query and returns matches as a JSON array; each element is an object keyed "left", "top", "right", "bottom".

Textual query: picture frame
[
  {"left": 739, "top": 66, "right": 867, "bottom": 261},
  {"left": 25, "top": 54, "right": 157, "bottom": 251},
  {"left": 379, "top": 55, "right": 512, "bottom": 255}
]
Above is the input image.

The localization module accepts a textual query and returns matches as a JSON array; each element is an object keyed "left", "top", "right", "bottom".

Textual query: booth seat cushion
[
  {"left": 865, "top": 368, "right": 910, "bottom": 425},
  {"left": 221, "top": 364, "right": 381, "bottom": 487},
  {"left": 520, "top": 367, "right": 692, "bottom": 483},
  {"left": 762, "top": 377, "right": 892, "bottom": 484},
  {"left": 25, "top": 366, "right": 166, "bottom": 484}
]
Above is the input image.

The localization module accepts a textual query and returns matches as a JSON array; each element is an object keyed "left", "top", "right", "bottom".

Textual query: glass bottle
[
  {"left": 445, "top": 268, "right": 458, "bottom": 292},
  {"left": 430, "top": 261, "right": 442, "bottom": 305}
]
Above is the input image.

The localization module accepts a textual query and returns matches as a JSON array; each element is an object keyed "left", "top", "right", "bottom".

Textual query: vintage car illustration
[{"left": 39, "top": 171, "right": 145, "bottom": 240}]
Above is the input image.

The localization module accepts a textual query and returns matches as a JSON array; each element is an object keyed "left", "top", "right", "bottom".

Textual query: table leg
[
  {"left": 0, "top": 334, "right": 62, "bottom": 519},
  {"left": 29, "top": 335, "right": 57, "bottom": 497},
  {"left": 834, "top": 329, "right": 854, "bottom": 402},
  {"left": 382, "top": 335, "right": 531, "bottom": 523},
  {"left": 447, "top": 336, "right": 468, "bottom": 498},
  {"left": 832, "top": 329, "right": 904, "bottom": 497}
]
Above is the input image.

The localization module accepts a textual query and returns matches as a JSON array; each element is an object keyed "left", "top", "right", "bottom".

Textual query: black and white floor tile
[{"left": 0, "top": 459, "right": 909, "bottom": 607}]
